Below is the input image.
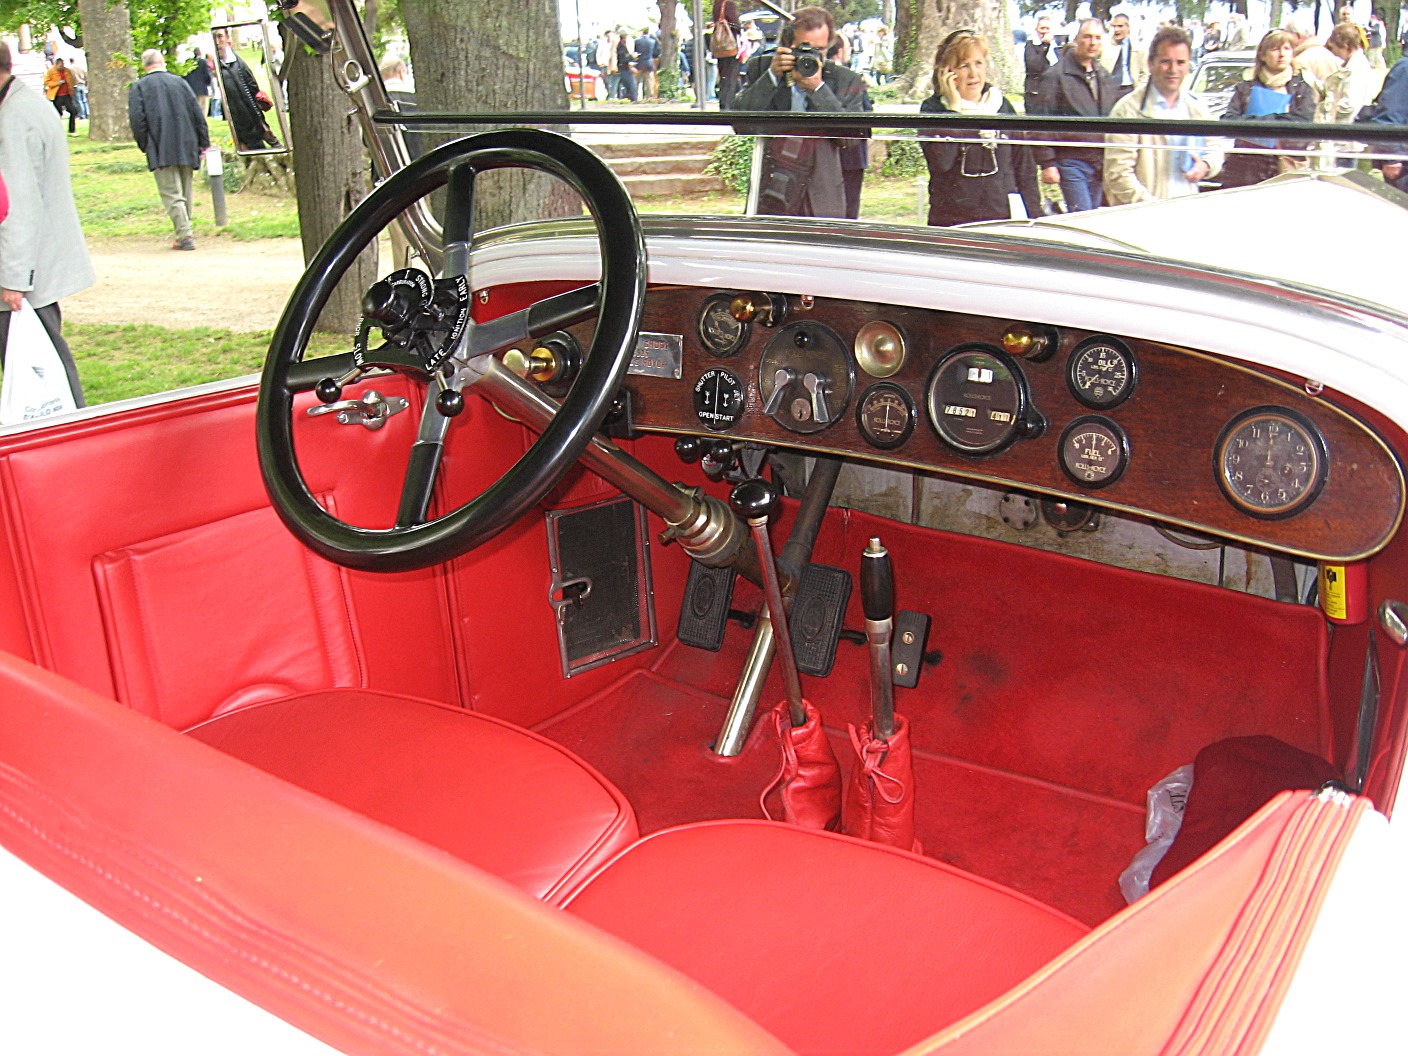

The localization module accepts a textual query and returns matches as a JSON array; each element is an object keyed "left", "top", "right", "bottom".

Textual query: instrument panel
[{"left": 576, "top": 287, "right": 1405, "bottom": 561}]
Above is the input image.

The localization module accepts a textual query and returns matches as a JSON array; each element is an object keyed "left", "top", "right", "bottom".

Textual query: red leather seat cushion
[
  {"left": 564, "top": 820, "right": 1088, "bottom": 1055},
  {"left": 186, "top": 690, "right": 637, "bottom": 904}
]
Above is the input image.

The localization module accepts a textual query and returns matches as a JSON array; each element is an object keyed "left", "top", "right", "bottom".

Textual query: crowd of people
[{"left": 703, "top": 6, "right": 1408, "bottom": 223}]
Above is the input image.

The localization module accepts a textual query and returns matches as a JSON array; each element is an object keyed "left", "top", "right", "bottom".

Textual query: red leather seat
[
  {"left": 186, "top": 689, "right": 637, "bottom": 904},
  {"left": 563, "top": 820, "right": 1089, "bottom": 1055}
]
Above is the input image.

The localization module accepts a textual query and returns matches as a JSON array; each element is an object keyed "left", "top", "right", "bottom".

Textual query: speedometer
[{"left": 926, "top": 345, "right": 1032, "bottom": 455}]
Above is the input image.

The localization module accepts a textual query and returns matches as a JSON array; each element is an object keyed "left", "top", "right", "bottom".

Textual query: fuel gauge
[
  {"left": 856, "top": 383, "right": 915, "bottom": 449},
  {"left": 1059, "top": 415, "right": 1129, "bottom": 488}
]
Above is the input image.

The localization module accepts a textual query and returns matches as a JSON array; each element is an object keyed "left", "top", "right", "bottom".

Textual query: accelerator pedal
[
  {"left": 677, "top": 560, "right": 737, "bottom": 651},
  {"left": 789, "top": 564, "right": 852, "bottom": 677}
]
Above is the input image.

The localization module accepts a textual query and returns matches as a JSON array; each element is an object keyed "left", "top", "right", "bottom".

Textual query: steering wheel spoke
[
  {"left": 257, "top": 130, "right": 646, "bottom": 572},
  {"left": 467, "top": 282, "right": 602, "bottom": 359}
]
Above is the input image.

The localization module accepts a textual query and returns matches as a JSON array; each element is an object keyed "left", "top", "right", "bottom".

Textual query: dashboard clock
[
  {"left": 1067, "top": 337, "right": 1136, "bottom": 410},
  {"left": 1215, "top": 406, "right": 1327, "bottom": 518}
]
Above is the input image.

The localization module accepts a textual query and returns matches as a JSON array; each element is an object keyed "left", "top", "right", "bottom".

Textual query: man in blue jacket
[{"left": 129, "top": 49, "right": 210, "bottom": 251}]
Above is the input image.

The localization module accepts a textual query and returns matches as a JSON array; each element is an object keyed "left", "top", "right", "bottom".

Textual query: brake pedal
[
  {"left": 789, "top": 563, "right": 852, "bottom": 677},
  {"left": 677, "top": 561, "right": 736, "bottom": 651}
]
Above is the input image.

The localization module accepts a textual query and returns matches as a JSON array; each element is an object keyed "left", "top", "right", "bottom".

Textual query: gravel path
[{"left": 66, "top": 237, "right": 307, "bottom": 332}]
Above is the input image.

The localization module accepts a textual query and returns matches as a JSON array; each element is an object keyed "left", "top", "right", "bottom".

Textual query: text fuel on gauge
[{"left": 1059, "top": 416, "right": 1129, "bottom": 488}]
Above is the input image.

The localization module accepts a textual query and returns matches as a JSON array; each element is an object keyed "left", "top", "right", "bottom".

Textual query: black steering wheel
[{"left": 257, "top": 129, "right": 646, "bottom": 572}]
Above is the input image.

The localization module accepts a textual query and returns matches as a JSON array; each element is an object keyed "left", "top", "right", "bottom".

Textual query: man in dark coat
[
  {"left": 731, "top": 6, "right": 868, "bottom": 218},
  {"left": 129, "top": 49, "right": 210, "bottom": 251},
  {"left": 184, "top": 48, "right": 215, "bottom": 115},
  {"left": 1024, "top": 16, "right": 1059, "bottom": 114},
  {"left": 1034, "top": 18, "right": 1118, "bottom": 211}
]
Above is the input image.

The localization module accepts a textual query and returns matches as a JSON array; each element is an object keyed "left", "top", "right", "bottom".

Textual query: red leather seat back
[
  {"left": 563, "top": 821, "right": 1089, "bottom": 1055},
  {"left": 94, "top": 505, "right": 365, "bottom": 727},
  {"left": 0, "top": 385, "right": 459, "bottom": 723}
]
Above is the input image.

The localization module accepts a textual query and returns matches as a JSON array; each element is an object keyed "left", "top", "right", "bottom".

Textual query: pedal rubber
[
  {"left": 676, "top": 561, "right": 736, "bottom": 651},
  {"left": 789, "top": 563, "right": 852, "bottom": 677},
  {"left": 891, "top": 609, "right": 931, "bottom": 688}
]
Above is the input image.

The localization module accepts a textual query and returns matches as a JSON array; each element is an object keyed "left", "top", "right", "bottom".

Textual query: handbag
[
  {"left": 710, "top": 21, "right": 739, "bottom": 58},
  {"left": 0, "top": 303, "right": 78, "bottom": 425},
  {"left": 254, "top": 89, "right": 273, "bottom": 111}
]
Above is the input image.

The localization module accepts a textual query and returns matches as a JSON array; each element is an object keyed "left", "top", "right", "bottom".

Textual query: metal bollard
[{"left": 205, "top": 148, "right": 228, "bottom": 227}]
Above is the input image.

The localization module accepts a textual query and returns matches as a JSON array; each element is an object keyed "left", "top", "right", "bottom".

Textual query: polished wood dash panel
[{"left": 570, "top": 287, "right": 1405, "bottom": 561}]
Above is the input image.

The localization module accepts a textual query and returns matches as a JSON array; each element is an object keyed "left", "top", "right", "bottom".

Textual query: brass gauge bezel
[
  {"left": 1215, "top": 406, "right": 1328, "bottom": 519},
  {"left": 854, "top": 320, "right": 907, "bottom": 378}
]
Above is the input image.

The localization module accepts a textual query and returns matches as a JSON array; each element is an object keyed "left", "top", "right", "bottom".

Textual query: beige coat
[
  {"left": 1103, "top": 85, "right": 1222, "bottom": 206},
  {"left": 1102, "top": 37, "right": 1148, "bottom": 88}
]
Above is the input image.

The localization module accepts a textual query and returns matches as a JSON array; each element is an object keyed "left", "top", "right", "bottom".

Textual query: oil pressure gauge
[
  {"left": 856, "top": 383, "right": 915, "bottom": 449},
  {"left": 1059, "top": 416, "right": 1129, "bottom": 488},
  {"left": 1067, "top": 337, "right": 1136, "bottom": 409}
]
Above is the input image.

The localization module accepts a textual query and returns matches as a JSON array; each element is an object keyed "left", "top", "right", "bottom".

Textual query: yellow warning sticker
[{"left": 1319, "top": 564, "right": 1348, "bottom": 622}]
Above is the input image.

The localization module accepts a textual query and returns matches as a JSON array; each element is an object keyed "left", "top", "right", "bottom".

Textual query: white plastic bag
[
  {"left": 1118, "top": 763, "right": 1194, "bottom": 904},
  {"left": 0, "top": 302, "right": 77, "bottom": 425}
]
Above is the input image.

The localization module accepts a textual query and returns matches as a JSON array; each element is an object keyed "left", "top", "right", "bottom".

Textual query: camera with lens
[{"left": 790, "top": 43, "right": 824, "bottom": 80}]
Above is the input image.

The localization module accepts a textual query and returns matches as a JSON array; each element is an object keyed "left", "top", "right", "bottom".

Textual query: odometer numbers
[
  {"left": 1067, "top": 337, "right": 1136, "bottom": 410},
  {"left": 1059, "top": 416, "right": 1129, "bottom": 489},
  {"left": 856, "top": 383, "right": 916, "bottom": 450},
  {"left": 1216, "top": 406, "right": 1327, "bottom": 519},
  {"left": 693, "top": 368, "right": 745, "bottom": 431}
]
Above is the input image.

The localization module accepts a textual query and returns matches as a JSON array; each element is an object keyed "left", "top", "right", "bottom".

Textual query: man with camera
[{"left": 731, "top": 6, "right": 868, "bottom": 217}]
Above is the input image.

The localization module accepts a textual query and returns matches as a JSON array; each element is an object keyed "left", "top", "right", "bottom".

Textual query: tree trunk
[
  {"left": 401, "top": 0, "right": 576, "bottom": 232},
  {"left": 77, "top": 0, "right": 135, "bottom": 142},
  {"left": 286, "top": 43, "right": 379, "bottom": 334},
  {"left": 898, "top": 0, "right": 1016, "bottom": 102},
  {"left": 659, "top": 3, "right": 678, "bottom": 78}
]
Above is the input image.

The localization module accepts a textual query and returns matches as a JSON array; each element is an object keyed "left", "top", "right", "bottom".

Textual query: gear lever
[
  {"left": 861, "top": 537, "right": 896, "bottom": 739},
  {"left": 730, "top": 478, "right": 806, "bottom": 727}
]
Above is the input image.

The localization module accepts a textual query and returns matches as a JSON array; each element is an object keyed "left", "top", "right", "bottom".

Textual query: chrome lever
[
  {"left": 762, "top": 367, "right": 795, "bottom": 416},
  {"left": 305, "top": 389, "right": 409, "bottom": 430},
  {"left": 803, "top": 372, "right": 831, "bottom": 424}
]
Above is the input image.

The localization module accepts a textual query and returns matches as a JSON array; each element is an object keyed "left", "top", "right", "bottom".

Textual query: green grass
[
  {"left": 68, "top": 124, "right": 299, "bottom": 241},
  {"left": 42, "top": 325, "right": 349, "bottom": 406}
]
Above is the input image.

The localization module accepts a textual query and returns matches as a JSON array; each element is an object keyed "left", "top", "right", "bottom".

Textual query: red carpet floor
[{"left": 537, "top": 509, "right": 1329, "bottom": 928}]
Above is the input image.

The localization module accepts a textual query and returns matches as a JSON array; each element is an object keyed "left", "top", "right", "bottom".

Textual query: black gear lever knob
[{"left": 729, "top": 478, "right": 778, "bottom": 523}]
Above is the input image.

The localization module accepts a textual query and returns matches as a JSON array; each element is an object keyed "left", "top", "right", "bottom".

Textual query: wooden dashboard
[{"left": 567, "top": 286, "right": 1405, "bottom": 562}]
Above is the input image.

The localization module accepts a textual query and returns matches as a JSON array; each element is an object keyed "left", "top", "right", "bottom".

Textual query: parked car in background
[
  {"left": 565, "top": 60, "right": 605, "bottom": 101},
  {"left": 1190, "top": 48, "right": 1255, "bottom": 117}
]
